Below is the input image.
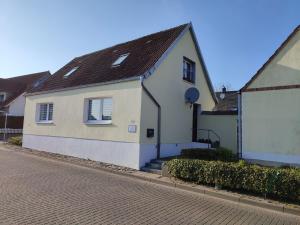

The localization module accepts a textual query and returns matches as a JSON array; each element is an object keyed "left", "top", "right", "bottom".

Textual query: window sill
[
  {"left": 85, "top": 121, "right": 112, "bottom": 125},
  {"left": 36, "top": 121, "right": 54, "bottom": 124},
  {"left": 183, "top": 79, "right": 195, "bottom": 85}
]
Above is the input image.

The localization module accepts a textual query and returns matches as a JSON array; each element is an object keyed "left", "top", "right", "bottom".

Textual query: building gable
[
  {"left": 242, "top": 25, "right": 300, "bottom": 91},
  {"left": 144, "top": 27, "right": 216, "bottom": 108},
  {"left": 143, "top": 25, "right": 217, "bottom": 106},
  {"left": 139, "top": 26, "right": 216, "bottom": 145}
]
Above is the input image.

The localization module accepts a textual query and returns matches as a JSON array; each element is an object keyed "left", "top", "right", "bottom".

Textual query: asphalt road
[{"left": 0, "top": 147, "right": 299, "bottom": 225}]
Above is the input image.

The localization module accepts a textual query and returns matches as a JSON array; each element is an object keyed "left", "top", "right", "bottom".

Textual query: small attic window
[
  {"left": 112, "top": 53, "right": 129, "bottom": 67},
  {"left": 0, "top": 93, "right": 6, "bottom": 102},
  {"left": 33, "top": 80, "right": 41, "bottom": 88},
  {"left": 64, "top": 66, "right": 79, "bottom": 78},
  {"left": 146, "top": 40, "right": 152, "bottom": 44}
]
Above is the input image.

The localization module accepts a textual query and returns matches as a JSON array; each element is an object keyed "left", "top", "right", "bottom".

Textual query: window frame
[
  {"left": 63, "top": 66, "right": 79, "bottom": 78},
  {"left": 84, "top": 97, "right": 113, "bottom": 125},
  {"left": 112, "top": 53, "right": 130, "bottom": 67},
  {"left": 183, "top": 57, "right": 196, "bottom": 84},
  {"left": 0, "top": 92, "right": 6, "bottom": 102},
  {"left": 36, "top": 103, "right": 54, "bottom": 123}
]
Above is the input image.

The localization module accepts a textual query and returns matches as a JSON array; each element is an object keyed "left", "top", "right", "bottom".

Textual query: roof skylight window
[
  {"left": 33, "top": 80, "right": 41, "bottom": 88},
  {"left": 64, "top": 66, "right": 79, "bottom": 78},
  {"left": 112, "top": 53, "right": 129, "bottom": 67}
]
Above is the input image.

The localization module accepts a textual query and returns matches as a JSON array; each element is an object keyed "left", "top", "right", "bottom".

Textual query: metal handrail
[{"left": 197, "top": 129, "right": 221, "bottom": 148}]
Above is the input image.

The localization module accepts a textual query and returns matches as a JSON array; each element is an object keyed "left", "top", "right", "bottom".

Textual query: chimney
[
  {"left": 222, "top": 86, "right": 226, "bottom": 93},
  {"left": 219, "top": 86, "right": 226, "bottom": 100}
]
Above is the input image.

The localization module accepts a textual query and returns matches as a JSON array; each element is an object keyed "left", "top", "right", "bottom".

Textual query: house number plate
[{"left": 128, "top": 125, "right": 137, "bottom": 133}]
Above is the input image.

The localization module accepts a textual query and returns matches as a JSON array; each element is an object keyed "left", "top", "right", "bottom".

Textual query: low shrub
[
  {"left": 215, "top": 147, "right": 238, "bottom": 162},
  {"left": 181, "top": 148, "right": 216, "bottom": 160},
  {"left": 167, "top": 159, "right": 300, "bottom": 201},
  {"left": 8, "top": 136, "right": 22, "bottom": 146},
  {"left": 181, "top": 147, "right": 237, "bottom": 162}
]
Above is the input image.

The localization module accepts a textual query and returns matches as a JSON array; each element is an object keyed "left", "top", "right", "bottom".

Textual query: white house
[
  {"left": 240, "top": 25, "right": 300, "bottom": 166},
  {"left": 0, "top": 72, "right": 50, "bottom": 116},
  {"left": 22, "top": 23, "right": 217, "bottom": 169}
]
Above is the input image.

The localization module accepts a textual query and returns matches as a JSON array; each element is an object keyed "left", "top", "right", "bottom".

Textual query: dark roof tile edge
[
  {"left": 1, "top": 71, "right": 51, "bottom": 107},
  {"left": 25, "top": 76, "right": 140, "bottom": 97}
]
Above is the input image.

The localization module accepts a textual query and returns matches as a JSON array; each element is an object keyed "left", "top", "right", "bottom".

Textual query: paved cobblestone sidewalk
[{"left": 0, "top": 147, "right": 299, "bottom": 224}]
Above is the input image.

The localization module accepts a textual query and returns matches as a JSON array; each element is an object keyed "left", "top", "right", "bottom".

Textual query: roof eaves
[
  {"left": 25, "top": 75, "right": 141, "bottom": 97},
  {"left": 6, "top": 70, "right": 50, "bottom": 80},
  {"left": 241, "top": 24, "right": 300, "bottom": 92}
]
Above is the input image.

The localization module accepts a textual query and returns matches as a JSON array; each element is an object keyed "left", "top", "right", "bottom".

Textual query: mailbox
[{"left": 147, "top": 128, "right": 154, "bottom": 138}]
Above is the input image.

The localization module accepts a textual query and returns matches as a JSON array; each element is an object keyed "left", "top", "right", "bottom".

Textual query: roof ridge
[
  {"left": 6, "top": 71, "right": 50, "bottom": 80},
  {"left": 74, "top": 23, "right": 189, "bottom": 60}
]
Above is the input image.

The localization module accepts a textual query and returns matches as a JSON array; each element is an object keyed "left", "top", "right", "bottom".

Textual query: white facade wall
[
  {"left": 8, "top": 94, "right": 26, "bottom": 116},
  {"left": 23, "top": 134, "right": 142, "bottom": 169}
]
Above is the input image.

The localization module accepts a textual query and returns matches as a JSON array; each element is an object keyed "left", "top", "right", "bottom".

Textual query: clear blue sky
[{"left": 1, "top": 0, "right": 299, "bottom": 90}]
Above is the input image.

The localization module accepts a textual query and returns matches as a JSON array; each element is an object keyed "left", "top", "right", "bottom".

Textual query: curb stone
[{"left": 1, "top": 144, "right": 300, "bottom": 217}]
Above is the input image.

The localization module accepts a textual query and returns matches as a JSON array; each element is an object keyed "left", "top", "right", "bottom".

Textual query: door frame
[{"left": 192, "top": 103, "right": 200, "bottom": 142}]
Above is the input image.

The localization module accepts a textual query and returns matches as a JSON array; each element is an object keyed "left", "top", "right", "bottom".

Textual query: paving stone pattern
[{"left": 0, "top": 148, "right": 299, "bottom": 224}]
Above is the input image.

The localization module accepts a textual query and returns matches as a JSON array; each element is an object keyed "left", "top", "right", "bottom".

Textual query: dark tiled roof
[
  {"left": 0, "top": 71, "right": 51, "bottom": 108},
  {"left": 7, "top": 72, "right": 50, "bottom": 89},
  {"left": 29, "top": 24, "right": 190, "bottom": 93},
  {"left": 241, "top": 25, "right": 300, "bottom": 91},
  {"left": 213, "top": 91, "right": 238, "bottom": 111}
]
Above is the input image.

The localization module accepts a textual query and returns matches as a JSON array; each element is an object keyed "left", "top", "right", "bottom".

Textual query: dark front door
[{"left": 192, "top": 104, "right": 199, "bottom": 142}]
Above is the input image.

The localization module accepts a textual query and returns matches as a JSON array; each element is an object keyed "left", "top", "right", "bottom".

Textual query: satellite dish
[{"left": 185, "top": 87, "right": 200, "bottom": 104}]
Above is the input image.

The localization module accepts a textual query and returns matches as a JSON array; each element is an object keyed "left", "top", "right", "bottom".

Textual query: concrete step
[
  {"left": 150, "top": 159, "right": 165, "bottom": 164},
  {"left": 141, "top": 167, "right": 162, "bottom": 175},
  {"left": 146, "top": 162, "right": 162, "bottom": 170}
]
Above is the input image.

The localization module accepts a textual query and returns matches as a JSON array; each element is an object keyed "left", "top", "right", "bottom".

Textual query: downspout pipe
[
  {"left": 237, "top": 91, "right": 242, "bottom": 159},
  {"left": 140, "top": 76, "right": 161, "bottom": 159}
]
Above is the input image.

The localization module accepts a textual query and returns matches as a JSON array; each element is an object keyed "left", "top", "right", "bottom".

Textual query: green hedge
[
  {"left": 167, "top": 159, "right": 300, "bottom": 201},
  {"left": 181, "top": 147, "right": 237, "bottom": 162}
]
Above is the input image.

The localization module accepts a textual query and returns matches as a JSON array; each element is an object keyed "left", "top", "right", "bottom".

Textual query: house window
[
  {"left": 0, "top": 93, "right": 5, "bottom": 102},
  {"left": 112, "top": 53, "right": 129, "bottom": 67},
  {"left": 38, "top": 103, "right": 53, "bottom": 122},
  {"left": 183, "top": 57, "right": 195, "bottom": 83},
  {"left": 86, "top": 98, "right": 112, "bottom": 124}
]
